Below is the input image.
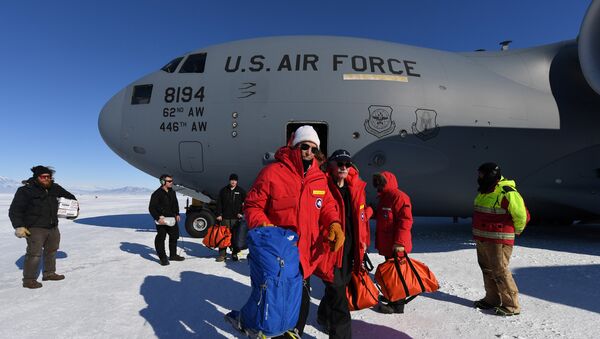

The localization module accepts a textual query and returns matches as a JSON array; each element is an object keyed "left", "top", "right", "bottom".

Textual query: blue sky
[{"left": 0, "top": 0, "right": 591, "bottom": 188}]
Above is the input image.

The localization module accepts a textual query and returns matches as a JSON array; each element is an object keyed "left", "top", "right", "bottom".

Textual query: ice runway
[{"left": 0, "top": 193, "right": 599, "bottom": 338}]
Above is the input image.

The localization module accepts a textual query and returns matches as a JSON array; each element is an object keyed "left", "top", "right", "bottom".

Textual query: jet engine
[{"left": 579, "top": 0, "right": 600, "bottom": 94}]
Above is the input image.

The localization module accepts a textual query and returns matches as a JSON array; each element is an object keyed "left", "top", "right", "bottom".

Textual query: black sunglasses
[
  {"left": 299, "top": 143, "right": 319, "bottom": 155},
  {"left": 337, "top": 162, "right": 352, "bottom": 168}
]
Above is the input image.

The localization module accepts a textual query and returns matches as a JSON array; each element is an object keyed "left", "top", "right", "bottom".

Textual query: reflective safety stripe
[
  {"left": 473, "top": 228, "right": 515, "bottom": 240},
  {"left": 382, "top": 207, "right": 392, "bottom": 211},
  {"left": 474, "top": 205, "right": 507, "bottom": 214}
]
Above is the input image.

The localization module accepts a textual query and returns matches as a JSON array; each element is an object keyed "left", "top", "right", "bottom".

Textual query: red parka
[
  {"left": 314, "top": 167, "right": 372, "bottom": 283},
  {"left": 244, "top": 146, "right": 340, "bottom": 279},
  {"left": 374, "top": 171, "right": 413, "bottom": 258}
]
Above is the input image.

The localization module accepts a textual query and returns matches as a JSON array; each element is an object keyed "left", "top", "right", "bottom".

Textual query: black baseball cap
[{"left": 328, "top": 149, "right": 352, "bottom": 162}]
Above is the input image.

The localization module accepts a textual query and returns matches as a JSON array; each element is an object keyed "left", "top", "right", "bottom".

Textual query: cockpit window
[
  {"left": 161, "top": 57, "right": 183, "bottom": 73},
  {"left": 131, "top": 84, "right": 153, "bottom": 105},
  {"left": 179, "top": 53, "right": 207, "bottom": 73}
]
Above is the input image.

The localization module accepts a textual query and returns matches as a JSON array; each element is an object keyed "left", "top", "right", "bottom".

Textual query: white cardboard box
[{"left": 57, "top": 197, "right": 79, "bottom": 218}]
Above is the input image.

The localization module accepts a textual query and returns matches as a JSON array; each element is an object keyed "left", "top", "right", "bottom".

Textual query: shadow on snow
[
  {"left": 139, "top": 271, "right": 247, "bottom": 338},
  {"left": 139, "top": 271, "right": 410, "bottom": 339},
  {"left": 399, "top": 217, "right": 600, "bottom": 256},
  {"left": 514, "top": 264, "right": 600, "bottom": 314},
  {"left": 15, "top": 251, "right": 68, "bottom": 274},
  {"left": 74, "top": 213, "right": 194, "bottom": 237}
]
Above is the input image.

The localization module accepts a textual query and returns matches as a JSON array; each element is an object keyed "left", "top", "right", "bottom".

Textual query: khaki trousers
[
  {"left": 23, "top": 227, "right": 60, "bottom": 281},
  {"left": 476, "top": 240, "right": 520, "bottom": 312}
]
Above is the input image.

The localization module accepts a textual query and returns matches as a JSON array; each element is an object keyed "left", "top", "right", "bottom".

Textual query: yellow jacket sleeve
[{"left": 505, "top": 191, "right": 527, "bottom": 234}]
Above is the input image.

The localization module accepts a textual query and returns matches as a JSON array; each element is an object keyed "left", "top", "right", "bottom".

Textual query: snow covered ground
[{"left": 1, "top": 193, "right": 599, "bottom": 339}]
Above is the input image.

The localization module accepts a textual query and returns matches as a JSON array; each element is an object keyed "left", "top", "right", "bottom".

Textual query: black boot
[{"left": 169, "top": 254, "right": 185, "bottom": 261}]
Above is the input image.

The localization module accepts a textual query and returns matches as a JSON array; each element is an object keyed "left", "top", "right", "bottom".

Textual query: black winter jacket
[
  {"left": 9, "top": 177, "right": 76, "bottom": 229},
  {"left": 148, "top": 187, "right": 180, "bottom": 221},
  {"left": 216, "top": 185, "right": 246, "bottom": 219}
]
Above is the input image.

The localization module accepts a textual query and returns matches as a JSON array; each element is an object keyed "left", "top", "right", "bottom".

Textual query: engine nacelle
[{"left": 579, "top": 0, "right": 600, "bottom": 94}]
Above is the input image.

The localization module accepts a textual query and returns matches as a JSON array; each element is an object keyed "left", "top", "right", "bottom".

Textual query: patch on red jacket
[{"left": 315, "top": 198, "right": 323, "bottom": 209}]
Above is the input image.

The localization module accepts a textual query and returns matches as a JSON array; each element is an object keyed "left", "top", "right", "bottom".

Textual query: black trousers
[
  {"left": 318, "top": 239, "right": 354, "bottom": 339},
  {"left": 155, "top": 223, "right": 179, "bottom": 259},
  {"left": 219, "top": 218, "right": 241, "bottom": 254}
]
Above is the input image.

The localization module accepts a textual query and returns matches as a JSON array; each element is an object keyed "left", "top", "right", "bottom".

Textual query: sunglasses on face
[
  {"left": 299, "top": 143, "right": 319, "bottom": 155},
  {"left": 337, "top": 162, "right": 352, "bottom": 168},
  {"left": 165, "top": 180, "right": 173, "bottom": 183},
  {"left": 39, "top": 175, "right": 52, "bottom": 179}
]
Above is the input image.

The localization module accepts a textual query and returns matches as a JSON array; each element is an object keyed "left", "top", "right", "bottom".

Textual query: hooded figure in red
[
  {"left": 373, "top": 171, "right": 413, "bottom": 258},
  {"left": 373, "top": 171, "right": 413, "bottom": 314},
  {"left": 244, "top": 125, "right": 342, "bottom": 337}
]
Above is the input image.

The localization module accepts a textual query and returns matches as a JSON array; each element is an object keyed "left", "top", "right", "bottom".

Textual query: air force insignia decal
[
  {"left": 411, "top": 109, "right": 439, "bottom": 141},
  {"left": 365, "top": 105, "right": 395, "bottom": 138}
]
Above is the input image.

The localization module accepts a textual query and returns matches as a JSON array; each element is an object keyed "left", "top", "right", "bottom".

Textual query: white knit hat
[{"left": 292, "top": 125, "right": 320, "bottom": 149}]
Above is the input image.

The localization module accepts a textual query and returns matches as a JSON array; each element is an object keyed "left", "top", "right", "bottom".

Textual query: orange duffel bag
[
  {"left": 346, "top": 268, "right": 380, "bottom": 311},
  {"left": 346, "top": 254, "right": 380, "bottom": 311},
  {"left": 375, "top": 252, "right": 439, "bottom": 303},
  {"left": 202, "top": 225, "right": 232, "bottom": 249}
]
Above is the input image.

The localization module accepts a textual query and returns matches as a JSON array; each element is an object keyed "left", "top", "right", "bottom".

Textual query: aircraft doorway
[{"left": 286, "top": 122, "right": 329, "bottom": 158}]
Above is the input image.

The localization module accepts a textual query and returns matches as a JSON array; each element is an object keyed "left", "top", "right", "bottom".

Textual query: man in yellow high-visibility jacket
[{"left": 472, "top": 162, "right": 528, "bottom": 316}]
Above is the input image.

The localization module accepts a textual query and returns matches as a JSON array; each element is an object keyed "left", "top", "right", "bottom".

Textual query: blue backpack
[{"left": 240, "top": 227, "right": 303, "bottom": 337}]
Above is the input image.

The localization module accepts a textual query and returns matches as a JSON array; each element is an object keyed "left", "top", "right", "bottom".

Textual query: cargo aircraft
[{"left": 99, "top": 1, "right": 600, "bottom": 236}]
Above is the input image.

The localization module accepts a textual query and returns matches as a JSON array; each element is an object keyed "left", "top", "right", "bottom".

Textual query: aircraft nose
[{"left": 98, "top": 89, "right": 126, "bottom": 155}]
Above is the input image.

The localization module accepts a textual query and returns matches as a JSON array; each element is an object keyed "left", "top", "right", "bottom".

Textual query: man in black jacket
[
  {"left": 148, "top": 174, "right": 184, "bottom": 266},
  {"left": 215, "top": 173, "right": 246, "bottom": 261},
  {"left": 9, "top": 166, "right": 77, "bottom": 289}
]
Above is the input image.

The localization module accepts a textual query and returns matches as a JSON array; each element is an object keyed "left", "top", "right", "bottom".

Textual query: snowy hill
[
  {"left": 0, "top": 176, "right": 152, "bottom": 195},
  {"left": 1, "top": 194, "right": 599, "bottom": 338},
  {"left": 0, "top": 176, "right": 21, "bottom": 193},
  {"left": 72, "top": 186, "right": 153, "bottom": 195}
]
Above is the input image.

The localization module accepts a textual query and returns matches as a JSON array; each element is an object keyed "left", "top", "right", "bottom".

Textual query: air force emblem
[
  {"left": 365, "top": 105, "right": 395, "bottom": 138},
  {"left": 411, "top": 109, "right": 439, "bottom": 141}
]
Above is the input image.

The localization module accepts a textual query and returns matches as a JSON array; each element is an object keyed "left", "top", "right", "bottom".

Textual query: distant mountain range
[
  {"left": 0, "top": 176, "right": 152, "bottom": 195},
  {"left": 0, "top": 177, "right": 21, "bottom": 193}
]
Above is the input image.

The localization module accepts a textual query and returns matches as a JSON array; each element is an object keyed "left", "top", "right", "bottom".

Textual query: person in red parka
[
  {"left": 314, "top": 149, "right": 372, "bottom": 339},
  {"left": 244, "top": 125, "right": 343, "bottom": 337},
  {"left": 372, "top": 170, "right": 413, "bottom": 314}
]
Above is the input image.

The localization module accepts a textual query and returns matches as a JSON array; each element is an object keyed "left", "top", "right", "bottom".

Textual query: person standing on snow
[
  {"left": 244, "top": 125, "right": 343, "bottom": 337},
  {"left": 372, "top": 170, "right": 413, "bottom": 314},
  {"left": 215, "top": 173, "right": 246, "bottom": 262},
  {"left": 472, "top": 162, "right": 527, "bottom": 316},
  {"left": 315, "top": 149, "right": 372, "bottom": 338},
  {"left": 148, "top": 174, "right": 184, "bottom": 266},
  {"left": 9, "top": 166, "right": 77, "bottom": 289}
]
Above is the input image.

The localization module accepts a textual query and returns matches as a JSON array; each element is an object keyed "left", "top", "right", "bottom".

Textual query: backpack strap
[
  {"left": 502, "top": 185, "right": 515, "bottom": 193},
  {"left": 363, "top": 253, "right": 374, "bottom": 272},
  {"left": 500, "top": 185, "right": 517, "bottom": 210}
]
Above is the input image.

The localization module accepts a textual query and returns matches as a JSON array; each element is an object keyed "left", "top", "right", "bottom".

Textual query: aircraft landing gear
[{"left": 185, "top": 207, "right": 215, "bottom": 238}]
